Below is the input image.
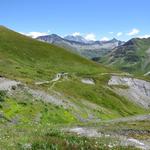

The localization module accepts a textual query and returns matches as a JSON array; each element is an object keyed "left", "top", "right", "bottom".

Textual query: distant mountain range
[
  {"left": 36, "top": 34, "right": 125, "bottom": 59},
  {"left": 35, "top": 33, "right": 150, "bottom": 75}
]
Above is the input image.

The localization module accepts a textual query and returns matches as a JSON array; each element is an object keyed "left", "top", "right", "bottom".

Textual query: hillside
[
  {"left": 100, "top": 38, "right": 150, "bottom": 76},
  {"left": 0, "top": 26, "right": 150, "bottom": 149},
  {"left": 0, "top": 26, "right": 147, "bottom": 116},
  {"left": 0, "top": 26, "right": 109, "bottom": 81}
]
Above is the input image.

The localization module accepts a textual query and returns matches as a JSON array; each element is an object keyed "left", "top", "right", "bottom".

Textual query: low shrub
[{"left": 0, "top": 91, "right": 6, "bottom": 102}]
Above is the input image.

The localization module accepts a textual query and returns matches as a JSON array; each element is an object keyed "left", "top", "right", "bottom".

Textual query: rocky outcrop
[
  {"left": 108, "top": 76, "right": 150, "bottom": 108},
  {"left": 81, "top": 78, "right": 95, "bottom": 85},
  {"left": 0, "top": 77, "right": 20, "bottom": 91}
]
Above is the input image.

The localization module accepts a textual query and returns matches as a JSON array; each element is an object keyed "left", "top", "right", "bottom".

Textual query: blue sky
[{"left": 1, "top": 0, "right": 150, "bottom": 41}]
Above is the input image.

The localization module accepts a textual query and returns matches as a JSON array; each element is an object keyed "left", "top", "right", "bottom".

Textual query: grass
[
  {"left": 0, "top": 96, "right": 77, "bottom": 125},
  {"left": 0, "top": 26, "right": 147, "bottom": 119},
  {"left": 0, "top": 26, "right": 149, "bottom": 149},
  {"left": 28, "top": 128, "right": 138, "bottom": 150},
  {"left": 0, "top": 26, "right": 109, "bottom": 83},
  {"left": 53, "top": 77, "right": 147, "bottom": 119},
  {"left": 0, "top": 93, "right": 141, "bottom": 150},
  {"left": 0, "top": 123, "right": 139, "bottom": 150}
]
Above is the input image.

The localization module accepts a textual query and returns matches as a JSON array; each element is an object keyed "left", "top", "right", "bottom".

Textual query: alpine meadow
[{"left": 0, "top": 0, "right": 150, "bottom": 149}]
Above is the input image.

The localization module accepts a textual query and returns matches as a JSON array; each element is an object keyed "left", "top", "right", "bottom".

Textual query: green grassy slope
[
  {"left": 0, "top": 26, "right": 108, "bottom": 82},
  {"left": 100, "top": 38, "right": 150, "bottom": 75},
  {"left": 0, "top": 87, "right": 146, "bottom": 150},
  {"left": 0, "top": 26, "right": 149, "bottom": 149},
  {"left": 0, "top": 26, "right": 147, "bottom": 119}
]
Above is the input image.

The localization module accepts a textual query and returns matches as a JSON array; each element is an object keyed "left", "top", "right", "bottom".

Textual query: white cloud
[
  {"left": 72, "top": 32, "right": 81, "bottom": 36},
  {"left": 127, "top": 28, "right": 140, "bottom": 36},
  {"left": 109, "top": 32, "right": 114, "bottom": 34},
  {"left": 138, "top": 34, "right": 150, "bottom": 39},
  {"left": 100, "top": 37, "right": 109, "bottom": 41},
  {"left": 117, "top": 32, "right": 123, "bottom": 37},
  {"left": 20, "top": 32, "right": 49, "bottom": 38},
  {"left": 84, "top": 33, "right": 96, "bottom": 41}
]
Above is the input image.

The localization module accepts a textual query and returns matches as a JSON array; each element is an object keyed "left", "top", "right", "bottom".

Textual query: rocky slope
[{"left": 108, "top": 75, "right": 150, "bottom": 108}]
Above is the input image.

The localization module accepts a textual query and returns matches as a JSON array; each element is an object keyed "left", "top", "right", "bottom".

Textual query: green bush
[{"left": 0, "top": 91, "right": 6, "bottom": 102}]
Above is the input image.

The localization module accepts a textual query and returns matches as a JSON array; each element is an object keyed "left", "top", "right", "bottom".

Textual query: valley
[{"left": 0, "top": 26, "right": 150, "bottom": 149}]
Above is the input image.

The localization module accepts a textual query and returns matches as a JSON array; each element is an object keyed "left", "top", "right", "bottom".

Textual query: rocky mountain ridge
[{"left": 36, "top": 34, "right": 124, "bottom": 59}]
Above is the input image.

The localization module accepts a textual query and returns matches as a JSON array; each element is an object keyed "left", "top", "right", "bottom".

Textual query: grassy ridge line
[{"left": 0, "top": 26, "right": 111, "bottom": 83}]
